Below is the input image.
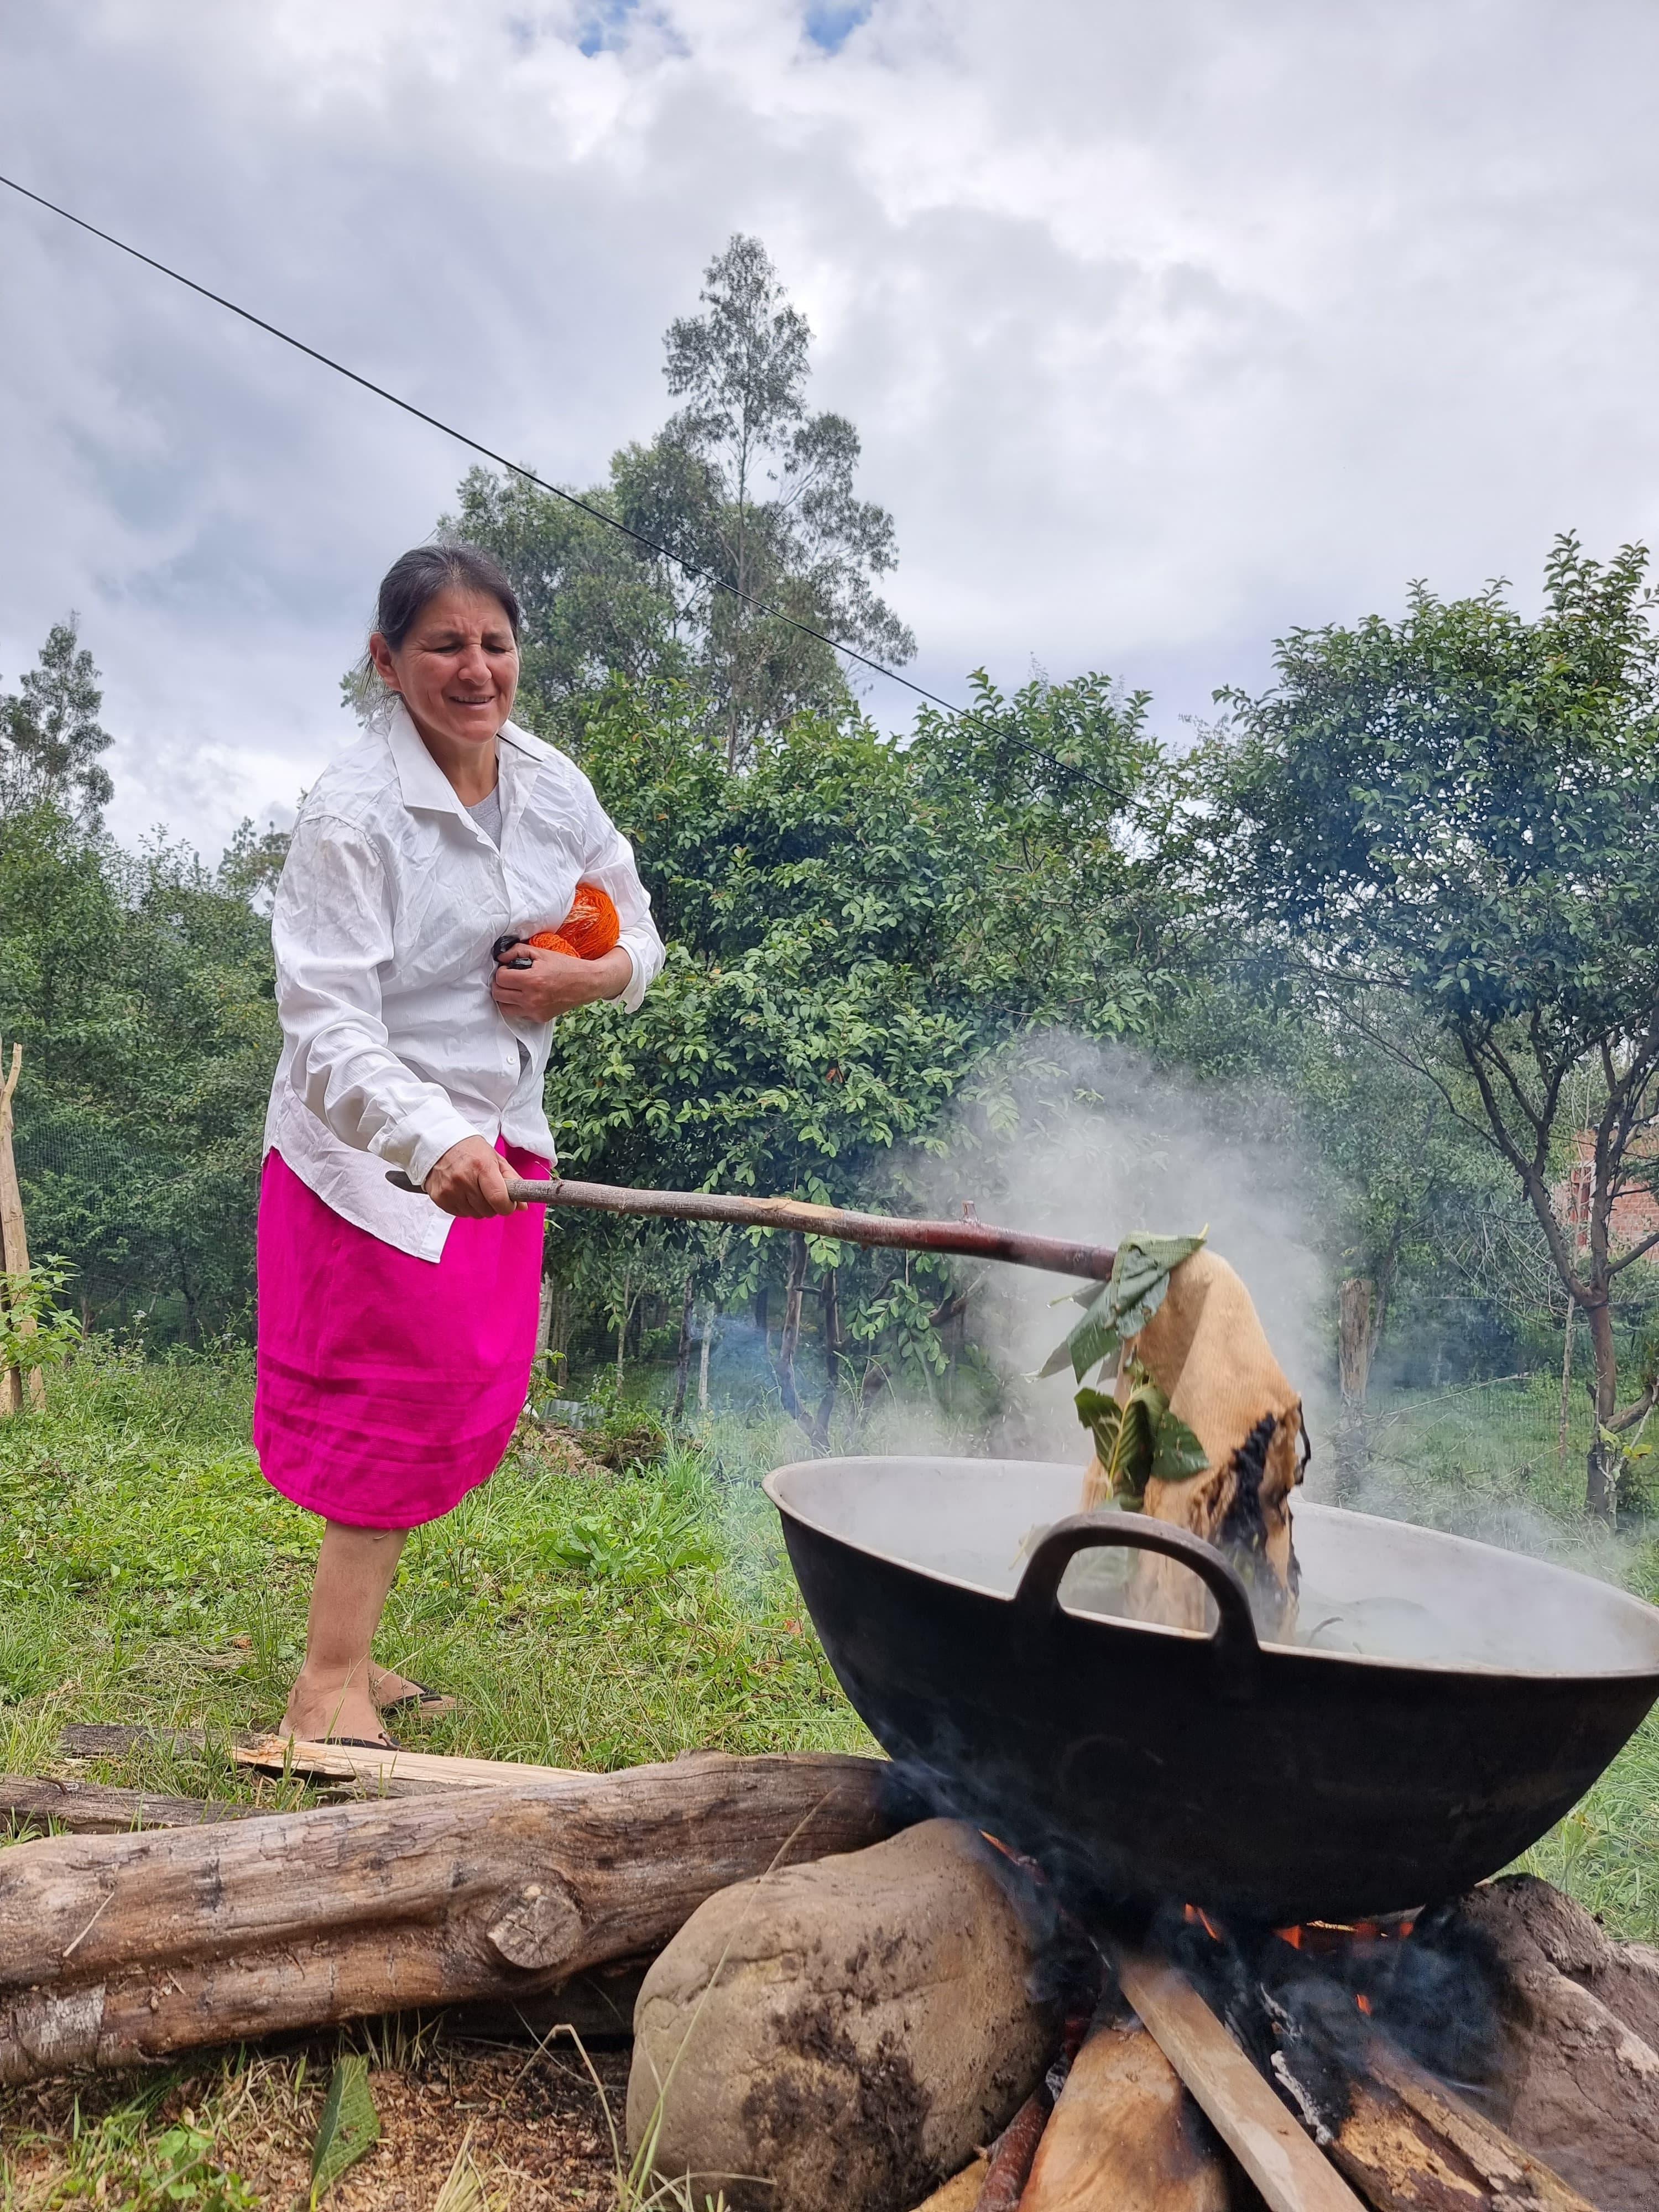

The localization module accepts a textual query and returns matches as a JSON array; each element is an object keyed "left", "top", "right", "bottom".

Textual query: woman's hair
[{"left": 373, "top": 541, "right": 521, "bottom": 649}]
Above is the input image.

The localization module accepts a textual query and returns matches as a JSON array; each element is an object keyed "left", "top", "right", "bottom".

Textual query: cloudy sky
[{"left": 3, "top": 0, "right": 1658, "bottom": 853}]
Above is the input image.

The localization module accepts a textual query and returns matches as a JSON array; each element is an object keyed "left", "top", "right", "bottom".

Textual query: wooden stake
[
  {"left": 1116, "top": 1952, "right": 1367, "bottom": 2212},
  {"left": 0, "top": 1042, "right": 43, "bottom": 1414}
]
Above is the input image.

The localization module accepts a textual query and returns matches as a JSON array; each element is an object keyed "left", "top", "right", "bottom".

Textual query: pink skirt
[{"left": 254, "top": 1144, "right": 548, "bottom": 1528}]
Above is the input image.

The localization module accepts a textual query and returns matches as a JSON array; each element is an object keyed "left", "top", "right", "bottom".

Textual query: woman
[{"left": 257, "top": 543, "right": 665, "bottom": 1746}]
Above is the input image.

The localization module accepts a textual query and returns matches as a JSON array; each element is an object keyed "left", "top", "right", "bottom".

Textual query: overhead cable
[{"left": 0, "top": 170, "right": 962, "bottom": 716}]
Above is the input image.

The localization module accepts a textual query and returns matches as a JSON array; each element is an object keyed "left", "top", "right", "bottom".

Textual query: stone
[
  {"left": 1451, "top": 1876, "right": 1659, "bottom": 2212},
  {"left": 626, "top": 1818, "right": 1060, "bottom": 2212}
]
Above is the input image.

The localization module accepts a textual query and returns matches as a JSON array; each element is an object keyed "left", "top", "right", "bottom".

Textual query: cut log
[
  {"left": 0, "top": 1775, "right": 261, "bottom": 1834},
  {"left": 0, "top": 1751, "right": 898, "bottom": 2083},
  {"left": 1270, "top": 2015, "right": 1598, "bottom": 2212},
  {"left": 1020, "top": 2014, "right": 1231, "bottom": 2212},
  {"left": 1116, "top": 1952, "right": 1365, "bottom": 2212}
]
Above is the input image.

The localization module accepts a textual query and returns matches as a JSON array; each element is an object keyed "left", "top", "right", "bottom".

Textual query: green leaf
[
  {"left": 1149, "top": 1405, "right": 1209, "bottom": 1481},
  {"left": 310, "top": 2057, "right": 380, "bottom": 2205},
  {"left": 1043, "top": 1228, "right": 1208, "bottom": 1383}
]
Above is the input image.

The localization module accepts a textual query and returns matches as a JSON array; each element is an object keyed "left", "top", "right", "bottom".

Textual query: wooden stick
[
  {"left": 0, "top": 1751, "right": 897, "bottom": 2082},
  {"left": 400, "top": 1172, "right": 1119, "bottom": 1283},
  {"left": 1117, "top": 1953, "right": 1368, "bottom": 2212},
  {"left": 973, "top": 2088, "right": 1053, "bottom": 2210},
  {"left": 1020, "top": 2015, "right": 1230, "bottom": 2212},
  {"left": 0, "top": 1041, "right": 43, "bottom": 1414}
]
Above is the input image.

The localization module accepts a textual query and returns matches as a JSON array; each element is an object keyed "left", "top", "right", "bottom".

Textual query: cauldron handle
[{"left": 1012, "top": 1514, "right": 1262, "bottom": 1700}]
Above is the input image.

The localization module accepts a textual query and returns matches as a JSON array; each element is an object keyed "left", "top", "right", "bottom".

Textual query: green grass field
[{"left": 0, "top": 1347, "right": 1655, "bottom": 1948}]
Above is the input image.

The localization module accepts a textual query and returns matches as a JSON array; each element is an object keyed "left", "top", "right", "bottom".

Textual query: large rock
[
  {"left": 627, "top": 1818, "right": 1060, "bottom": 2212},
  {"left": 1452, "top": 1876, "right": 1659, "bottom": 2212}
]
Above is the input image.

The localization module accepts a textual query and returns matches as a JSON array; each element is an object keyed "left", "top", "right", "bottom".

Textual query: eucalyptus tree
[{"left": 0, "top": 618, "right": 113, "bottom": 830}]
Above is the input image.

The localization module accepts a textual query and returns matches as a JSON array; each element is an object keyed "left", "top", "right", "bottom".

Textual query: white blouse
[{"left": 263, "top": 703, "right": 665, "bottom": 1260}]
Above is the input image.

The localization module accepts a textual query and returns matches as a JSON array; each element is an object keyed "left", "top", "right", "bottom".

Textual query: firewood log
[
  {"left": 0, "top": 1752, "right": 896, "bottom": 2084},
  {"left": 1270, "top": 2011, "right": 1597, "bottom": 2212},
  {"left": 0, "top": 1776, "right": 261, "bottom": 1834},
  {"left": 1019, "top": 2015, "right": 1230, "bottom": 2212}
]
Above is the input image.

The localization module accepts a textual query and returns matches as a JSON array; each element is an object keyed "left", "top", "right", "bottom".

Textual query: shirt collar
[{"left": 385, "top": 706, "right": 552, "bottom": 819}]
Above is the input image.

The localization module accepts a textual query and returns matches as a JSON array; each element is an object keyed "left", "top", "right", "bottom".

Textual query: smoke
[{"left": 889, "top": 1035, "right": 1339, "bottom": 1474}]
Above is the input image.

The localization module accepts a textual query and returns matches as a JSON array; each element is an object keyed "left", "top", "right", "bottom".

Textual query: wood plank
[
  {"left": 233, "top": 1735, "right": 587, "bottom": 1790},
  {"left": 1117, "top": 1952, "right": 1366, "bottom": 2212}
]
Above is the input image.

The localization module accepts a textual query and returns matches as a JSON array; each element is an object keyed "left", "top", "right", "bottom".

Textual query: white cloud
[{"left": 3, "top": 0, "right": 1658, "bottom": 851}]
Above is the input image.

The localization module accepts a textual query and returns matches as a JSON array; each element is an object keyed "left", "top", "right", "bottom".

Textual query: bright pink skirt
[{"left": 254, "top": 1145, "right": 548, "bottom": 1529}]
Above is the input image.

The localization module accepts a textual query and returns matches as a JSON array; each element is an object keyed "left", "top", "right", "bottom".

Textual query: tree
[
  {"left": 618, "top": 234, "right": 915, "bottom": 765},
  {"left": 441, "top": 468, "right": 687, "bottom": 743},
  {"left": 0, "top": 618, "right": 113, "bottom": 830},
  {"left": 527, "top": 664, "right": 1169, "bottom": 1439},
  {"left": 1194, "top": 536, "right": 1659, "bottom": 1516}
]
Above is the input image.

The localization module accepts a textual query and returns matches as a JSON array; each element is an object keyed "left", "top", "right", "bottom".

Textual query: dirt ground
[{"left": 0, "top": 2027, "right": 634, "bottom": 2210}]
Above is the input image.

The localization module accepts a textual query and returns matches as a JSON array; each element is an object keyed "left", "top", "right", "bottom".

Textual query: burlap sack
[{"left": 1082, "top": 1248, "right": 1306, "bottom": 1635}]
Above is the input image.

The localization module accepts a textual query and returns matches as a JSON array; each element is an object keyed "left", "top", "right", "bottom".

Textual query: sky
[{"left": 4, "top": 0, "right": 1659, "bottom": 854}]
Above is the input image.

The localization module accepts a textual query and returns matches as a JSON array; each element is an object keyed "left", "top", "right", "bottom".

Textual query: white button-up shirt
[{"left": 263, "top": 703, "right": 665, "bottom": 1260}]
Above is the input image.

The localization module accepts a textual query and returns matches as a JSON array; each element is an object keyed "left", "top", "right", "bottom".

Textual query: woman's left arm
[
  {"left": 573, "top": 779, "right": 666, "bottom": 1011},
  {"left": 490, "top": 776, "right": 666, "bottom": 1024}
]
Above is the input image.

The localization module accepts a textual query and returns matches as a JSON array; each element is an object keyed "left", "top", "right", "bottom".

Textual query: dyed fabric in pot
[{"left": 254, "top": 1141, "right": 548, "bottom": 1528}]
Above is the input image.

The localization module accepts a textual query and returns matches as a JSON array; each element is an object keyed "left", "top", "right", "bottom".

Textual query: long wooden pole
[
  {"left": 459, "top": 1175, "right": 1118, "bottom": 1283},
  {"left": 0, "top": 1042, "right": 43, "bottom": 1415}
]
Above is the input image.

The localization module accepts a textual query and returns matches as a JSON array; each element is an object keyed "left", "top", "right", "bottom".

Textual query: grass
[
  {"left": 0, "top": 1340, "right": 872, "bottom": 1816},
  {"left": 2, "top": 1348, "right": 1657, "bottom": 2203}
]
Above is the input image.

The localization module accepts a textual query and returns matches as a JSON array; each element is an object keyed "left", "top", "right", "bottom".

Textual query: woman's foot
[{"left": 279, "top": 1672, "right": 390, "bottom": 1746}]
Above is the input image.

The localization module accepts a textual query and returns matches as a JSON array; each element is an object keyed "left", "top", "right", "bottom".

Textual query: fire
[
  {"left": 1271, "top": 1913, "right": 1419, "bottom": 1955},
  {"left": 1182, "top": 1903, "right": 1226, "bottom": 1942},
  {"left": 1356, "top": 1993, "right": 1373, "bottom": 2016}
]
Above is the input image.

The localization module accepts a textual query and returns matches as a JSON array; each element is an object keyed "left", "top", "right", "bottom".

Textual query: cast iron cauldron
[{"left": 764, "top": 1457, "right": 1659, "bottom": 1922}]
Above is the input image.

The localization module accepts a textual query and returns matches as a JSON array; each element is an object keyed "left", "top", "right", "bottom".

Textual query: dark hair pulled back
[{"left": 373, "top": 542, "right": 521, "bottom": 650}]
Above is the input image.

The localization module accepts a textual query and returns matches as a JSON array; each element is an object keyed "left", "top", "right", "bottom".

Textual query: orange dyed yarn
[{"left": 528, "top": 883, "right": 620, "bottom": 960}]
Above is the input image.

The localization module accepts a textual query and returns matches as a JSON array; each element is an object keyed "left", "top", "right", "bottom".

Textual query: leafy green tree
[
  {"left": 1, "top": 618, "right": 113, "bottom": 829},
  {"left": 1193, "top": 535, "right": 1659, "bottom": 1516},
  {"left": 0, "top": 801, "right": 278, "bottom": 1343},
  {"left": 540, "top": 668, "right": 1165, "bottom": 1436}
]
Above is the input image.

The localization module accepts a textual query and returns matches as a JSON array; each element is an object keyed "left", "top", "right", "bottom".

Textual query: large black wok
[{"left": 764, "top": 1457, "right": 1659, "bottom": 1922}]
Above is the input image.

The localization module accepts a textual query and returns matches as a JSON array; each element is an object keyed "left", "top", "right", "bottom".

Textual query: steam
[{"left": 885, "top": 1036, "right": 1338, "bottom": 1474}]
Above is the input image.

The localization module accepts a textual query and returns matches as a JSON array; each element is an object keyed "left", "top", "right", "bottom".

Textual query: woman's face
[{"left": 369, "top": 586, "right": 519, "bottom": 753}]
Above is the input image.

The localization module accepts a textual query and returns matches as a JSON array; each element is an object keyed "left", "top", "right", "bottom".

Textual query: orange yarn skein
[{"left": 528, "top": 881, "right": 620, "bottom": 961}]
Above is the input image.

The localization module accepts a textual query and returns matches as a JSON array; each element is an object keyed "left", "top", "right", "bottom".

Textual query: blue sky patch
[{"left": 805, "top": 3, "right": 873, "bottom": 55}]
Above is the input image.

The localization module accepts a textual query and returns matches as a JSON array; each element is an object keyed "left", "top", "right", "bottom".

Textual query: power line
[{"left": 0, "top": 170, "right": 963, "bottom": 717}]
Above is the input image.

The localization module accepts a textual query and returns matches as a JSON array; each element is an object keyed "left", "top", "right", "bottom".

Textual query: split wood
[
  {"left": 1272, "top": 2014, "right": 1595, "bottom": 2212},
  {"left": 1019, "top": 2012, "right": 1230, "bottom": 2212},
  {"left": 1117, "top": 1952, "right": 1368, "bottom": 2212},
  {"left": 0, "top": 1040, "right": 44, "bottom": 1415},
  {"left": 0, "top": 1750, "right": 895, "bottom": 2084},
  {"left": 400, "top": 1171, "right": 1120, "bottom": 1284},
  {"left": 233, "top": 1734, "right": 586, "bottom": 1792}
]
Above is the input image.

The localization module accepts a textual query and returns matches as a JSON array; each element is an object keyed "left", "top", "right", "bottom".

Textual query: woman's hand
[
  {"left": 424, "top": 1135, "right": 519, "bottom": 1218},
  {"left": 492, "top": 942, "right": 632, "bottom": 1023}
]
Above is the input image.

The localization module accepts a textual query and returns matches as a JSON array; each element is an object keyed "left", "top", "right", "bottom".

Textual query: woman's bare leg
[{"left": 280, "top": 1521, "right": 411, "bottom": 1742}]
